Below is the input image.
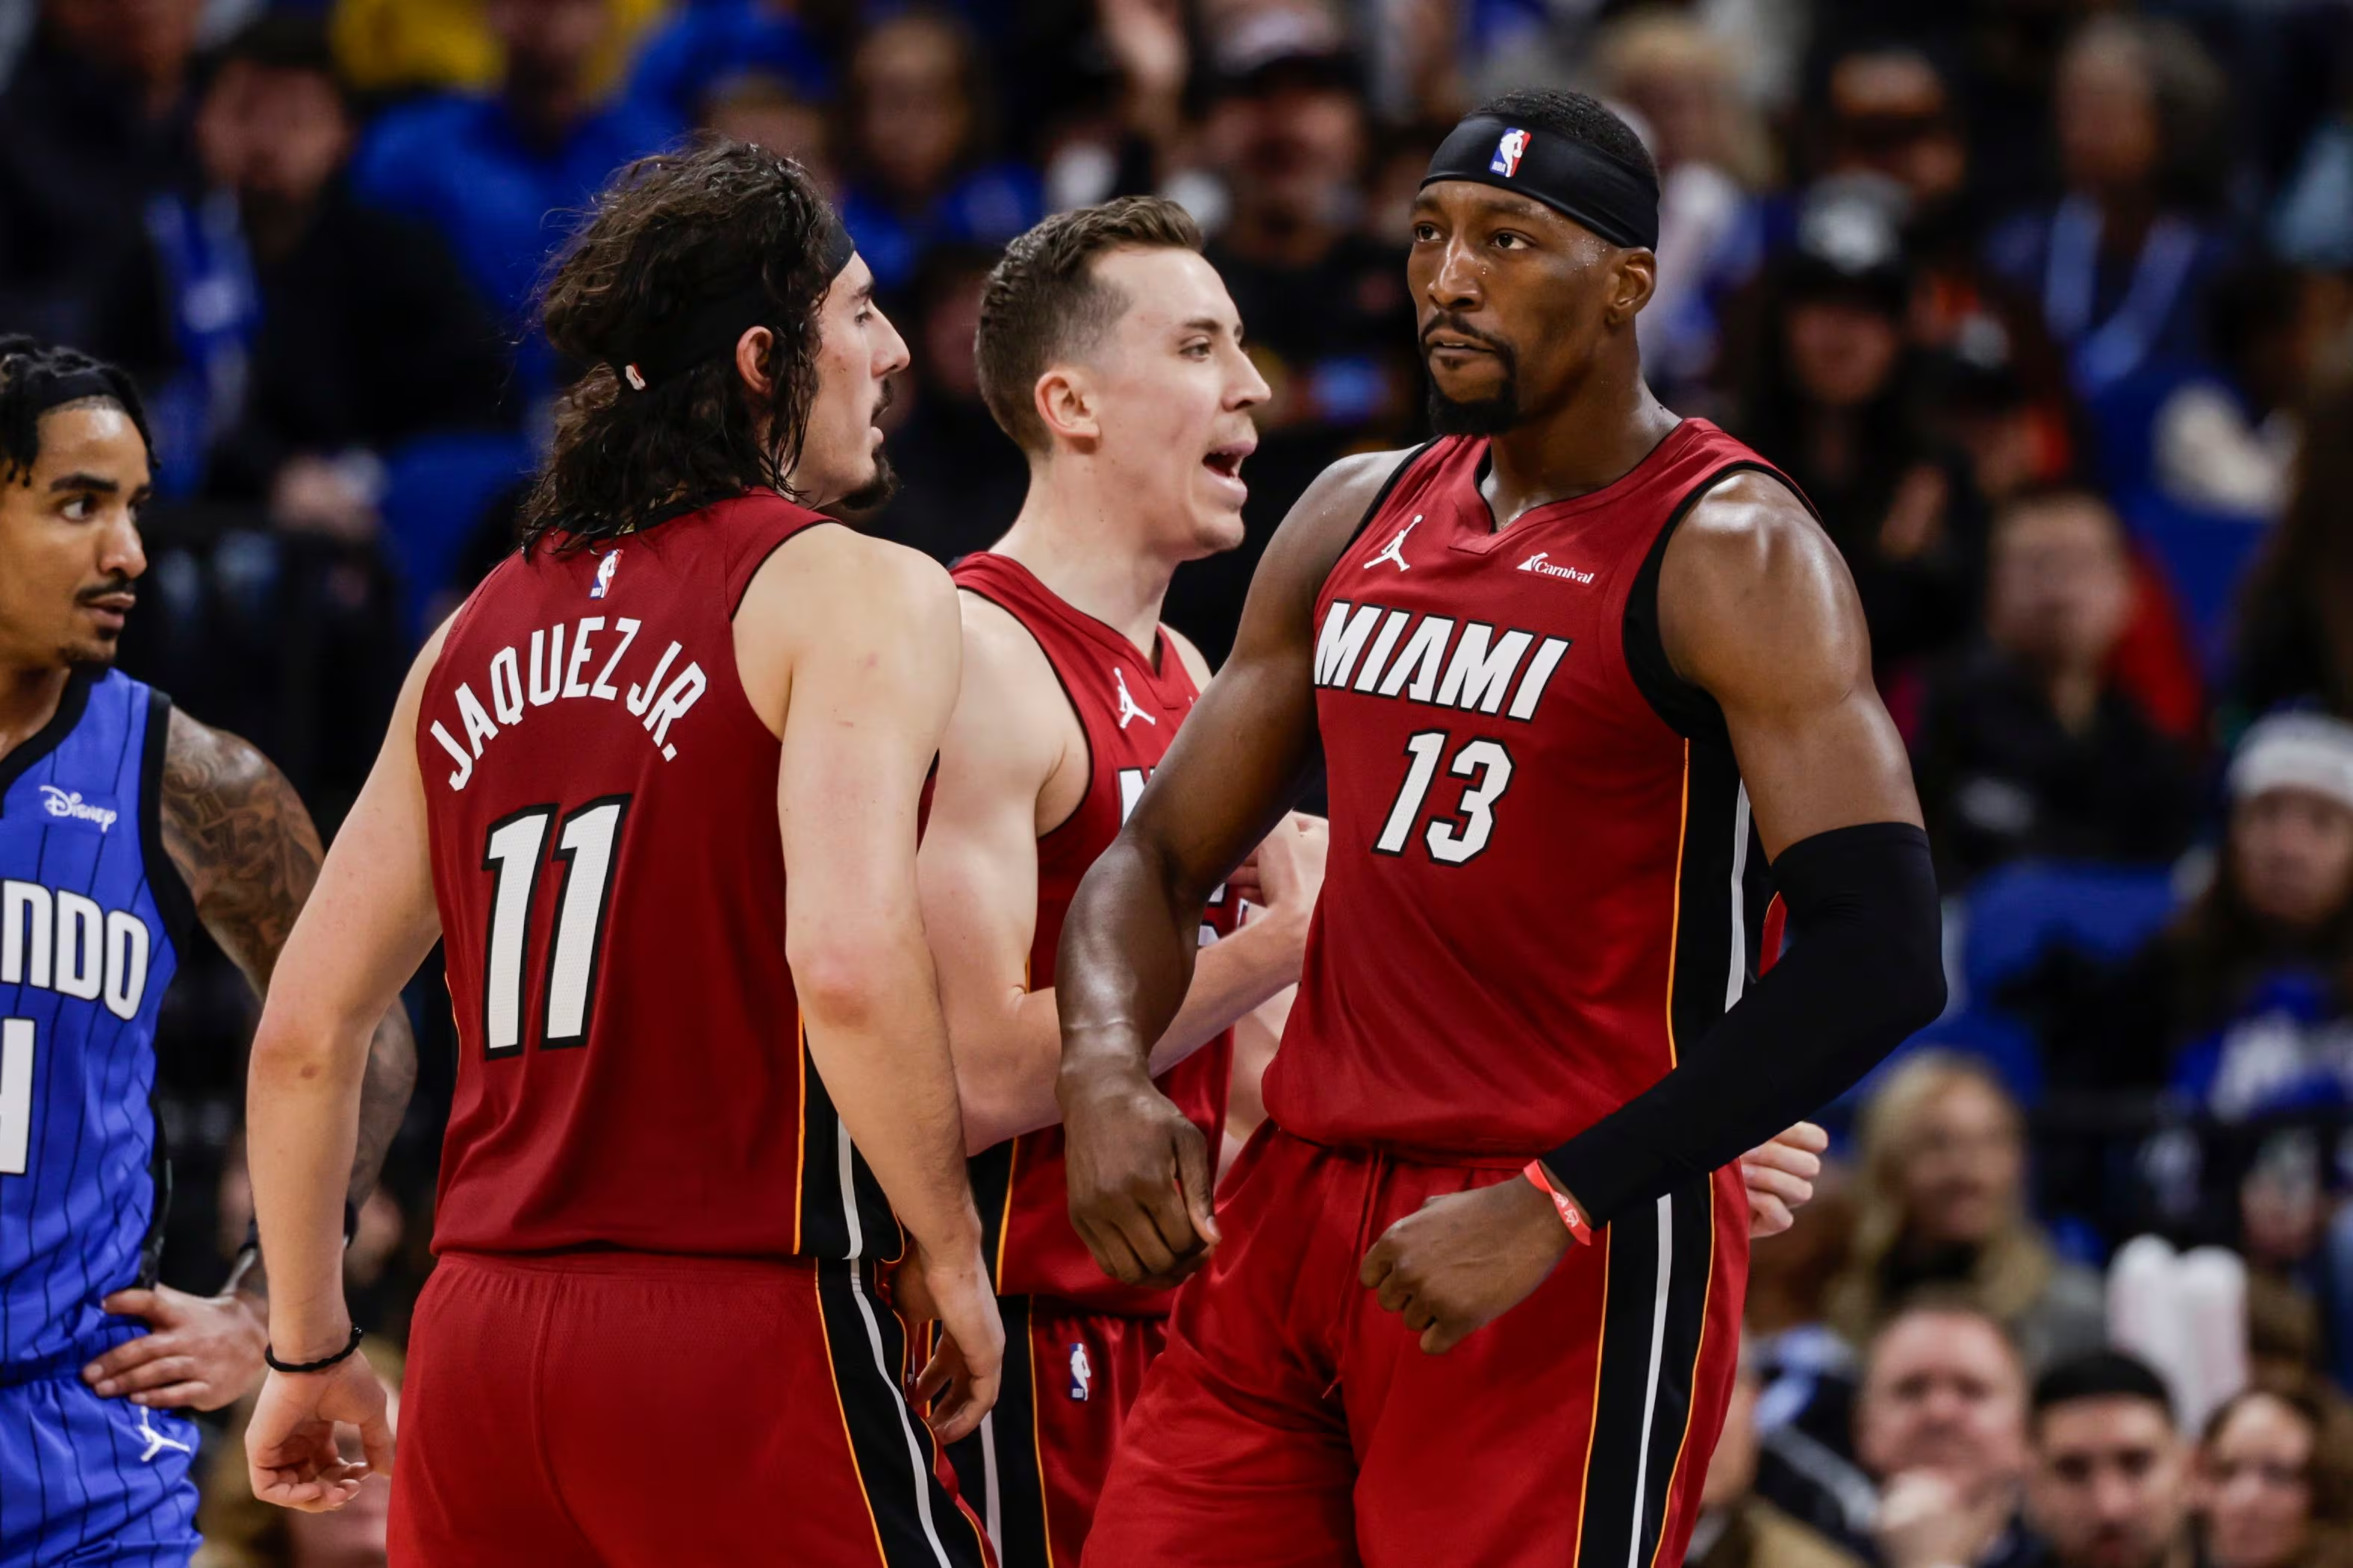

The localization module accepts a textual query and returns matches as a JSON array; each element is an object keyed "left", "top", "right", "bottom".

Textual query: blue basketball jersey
[{"left": 0, "top": 669, "right": 189, "bottom": 1376}]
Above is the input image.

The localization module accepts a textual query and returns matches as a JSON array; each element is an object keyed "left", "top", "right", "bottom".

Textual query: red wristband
[{"left": 1524, "top": 1161, "right": 1593, "bottom": 1246}]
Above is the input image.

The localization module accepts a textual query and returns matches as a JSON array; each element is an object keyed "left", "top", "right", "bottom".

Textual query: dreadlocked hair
[
  {"left": 0, "top": 336, "right": 155, "bottom": 486},
  {"left": 518, "top": 140, "right": 839, "bottom": 555}
]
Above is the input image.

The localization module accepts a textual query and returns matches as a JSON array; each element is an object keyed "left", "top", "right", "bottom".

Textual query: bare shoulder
[
  {"left": 1274, "top": 446, "right": 1424, "bottom": 553},
  {"left": 753, "top": 523, "right": 959, "bottom": 629},
  {"left": 158, "top": 706, "right": 322, "bottom": 948},
  {"left": 953, "top": 590, "right": 1070, "bottom": 752},
  {"left": 1660, "top": 470, "right": 1871, "bottom": 710},
  {"left": 1164, "top": 626, "right": 1215, "bottom": 689}
]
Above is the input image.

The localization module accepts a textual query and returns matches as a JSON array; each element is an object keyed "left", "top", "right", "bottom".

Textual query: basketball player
[
  {"left": 1056, "top": 90, "right": 1947, "bottom": 1568},
  {"left": 914, "top": 197, "right": 1327, "bottom": 1568},
  {"left": 0, "top": 337, "right": 416, "bottom": 1564},
  {"left": 239, "top": 146, "right": 999, "bottom": 1567}
]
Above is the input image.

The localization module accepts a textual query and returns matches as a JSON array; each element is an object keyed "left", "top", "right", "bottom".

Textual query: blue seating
[{"left": 378, "top": 431, "right": 536, "bottom": 639}]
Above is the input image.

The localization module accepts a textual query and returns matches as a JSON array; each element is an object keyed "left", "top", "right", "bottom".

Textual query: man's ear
[
  {"left": 1607, "top": 249, "right": 1658, "bottom": 326},
  {"left": 735, "top": 325, "right": 776, "bottom": 396},
  {"left": 1035, "top": 365, "right": 1100, "bottom": 448}
]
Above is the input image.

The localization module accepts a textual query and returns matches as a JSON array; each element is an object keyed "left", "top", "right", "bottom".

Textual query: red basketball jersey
[
  {"left": 417, "top": 492, "right": 897, "bottom": 1262},
  {"left": 1262, "top": 420, "right": 1804, "bottom": 1159},
  {"left": 951, "top": 552, "right": 1235, "bottom": 1315}
]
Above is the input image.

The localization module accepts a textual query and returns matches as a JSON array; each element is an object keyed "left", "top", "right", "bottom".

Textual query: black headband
[
  {"left": 19, "top": 369, "right": 128, "bottom": 419},
  {"left": 607, "top": 213, "right": 859, "bottom": 392},
  {"left": 1421, "top": 115, "right": 1660, "bottom": 252}
]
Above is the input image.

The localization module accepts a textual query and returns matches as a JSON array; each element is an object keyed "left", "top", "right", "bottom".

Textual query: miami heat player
[
  {"left": 915, "top": 198, "right": 1327, "bottom": 1567},
  {"left": 1057, "top": 90, "right": 1945, "bottom": 1568},
  {"left": 240, "top": 146, "right": 1000, "bottom": 1566}
]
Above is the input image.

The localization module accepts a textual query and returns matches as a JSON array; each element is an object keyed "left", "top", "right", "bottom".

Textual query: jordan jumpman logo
[
  {"left": 1114, "top": 667, "right": 1156, "bottom": 729},
  {"left": 1366, "top": 514, "right": 1423, "bottom": 571},
  {"left": 134, "top": 1405, "right": 193, "bottom": 1464}
]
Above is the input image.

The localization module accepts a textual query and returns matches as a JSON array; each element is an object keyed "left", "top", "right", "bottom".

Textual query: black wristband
[{"left": 265, "top": 1324, "right": 366, "bottom": 1375}]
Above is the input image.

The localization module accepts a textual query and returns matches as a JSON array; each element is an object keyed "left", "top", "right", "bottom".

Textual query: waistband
[
  {"left": 1268, "top": 1122, "right": 1533, "bottom": 1172},
  {"left": 434, "top": 1247, "right": 825, "bottom": 1282},
  {"left": 2, "top": 1343, "right": 102, "bottom": 1388}
]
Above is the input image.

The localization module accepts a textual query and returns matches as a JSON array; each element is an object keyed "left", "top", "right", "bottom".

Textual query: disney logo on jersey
[
  {"left": 1516, "top": 552, "right": 1594, "bottom": 584},
  {"left": 1315, "top": 599, "right": 1571, "bottom": 721},
  {"left": 426, "top": 614, "right": 708, "bottom": 792},
  {"left": 37, "top": 787, "right": 116, "bottom": 832}
]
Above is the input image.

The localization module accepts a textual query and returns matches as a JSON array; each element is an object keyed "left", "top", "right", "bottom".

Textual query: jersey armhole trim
[
  {"left": 1341, "top": 439, "right": 1445, "bottom": 555},
  {"left": 727, "top": 516, "right": 845, "bottom": 621},
  {"left": 140, "top": 688, "right": 200, "bottom": 954},
  {"left": 956, "top": 580, "right": 1096, "bottom": 845},
  {"left": 1622, "top": 460, "right": 1801, "bottom": 744}
]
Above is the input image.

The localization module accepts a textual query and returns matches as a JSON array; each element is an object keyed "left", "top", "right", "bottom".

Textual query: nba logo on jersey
[
  {"left": 1068, "top": 1343, "right": 1092, "bottom": 1402},
  {"left": 590, "top": 551, "right": 620, "bottom": 600},
  {"left": 1491, "top": 128, "right": 1530, "bottom": 177}
]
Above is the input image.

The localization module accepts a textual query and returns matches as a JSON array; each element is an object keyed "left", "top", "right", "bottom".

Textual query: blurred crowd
[{"left": 7, "top": 0, "right": 2353, "bottom": 1561}]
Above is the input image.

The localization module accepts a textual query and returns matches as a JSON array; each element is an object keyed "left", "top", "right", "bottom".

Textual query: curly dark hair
[
  {"left": 0, "top": 336, "right": 155, "bottom": 485},
  {"left": 517, "top": 140, "right": 844, "bottom": 555}
]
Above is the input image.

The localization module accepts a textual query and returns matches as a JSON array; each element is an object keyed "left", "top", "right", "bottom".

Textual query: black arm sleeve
[{"left": 1540, "top": 821, "right": 1945, "bottom": 1226}]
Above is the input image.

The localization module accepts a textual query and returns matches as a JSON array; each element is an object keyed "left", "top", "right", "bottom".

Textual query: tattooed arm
[{"left": 80, "top": 707, "right": 417, "bottom": 1413}]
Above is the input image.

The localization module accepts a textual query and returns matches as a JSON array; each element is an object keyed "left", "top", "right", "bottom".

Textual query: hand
[
  {"left": 1742, "top": 1122, "right": 1827, "bottom": 1239},
  {"left": 1059, "top": 1063, "right": 1221, "bottom": 1289},
  {"left": 1250, "top": 813, "right": 1329, "bottom": 931},
  {"left": 84, "top": 1284, "right": 267, "bottom": 1411},
  {"left": 897, "top": 1239, "right": 1005, "bottom": 1444},
  {"left": 1359, "top": 1175, "right": 1572, "bottom": 1355},
  {"left": 246, "top": 1352, "right": 393, "bottom": 1513},
  {"left": 1874, "top": 1469, "right": 1987, "bottom": 1568}
]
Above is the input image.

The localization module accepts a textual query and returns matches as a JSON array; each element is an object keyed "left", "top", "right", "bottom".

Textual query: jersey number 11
[{"left": 479, "top": 796, "right": 630, "bottom": 1057}]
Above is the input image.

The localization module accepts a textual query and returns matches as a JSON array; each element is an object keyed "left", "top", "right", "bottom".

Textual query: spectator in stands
[
  {"left": 835, "top": 9, "right": 1042, "bottom": 299},
  {"left": 2025, "top": 1352, "right": 2194, "bottom": 1568},
  {"left": 0, "top": 0, "right": 203, "bottom": 349},
  {"left": 1828, "top": 1054, "right": 2109, "bottom": 1371},
  {"left": 1168, "top": 2, "right": 1417, "bottom": 660},
  {"left": 1689, "top": 1342, "right": 1869, "bottom": 1568},
  {"left": 1726, "top": 178, "right": 1986, "bottom": 676},
  {"left": 107, "top": 16, "right": 508, "bottom": 516},
  {"left": 626, "top": 0, "right": 829, "bottom": 138},
  {"left": 869, "top": 243, "right": 1027, "bottom": 565},
  {"left": 1986, "top": 17, "right": 2234, "bottom": 404},
  {"left": 1590, "top": 11, "right": 1768, "bottom": 404},
  {"left": 2197, "top": 1383, "right": 2353, "bottom": 1568},
  {"left": 700, "top": 72, "right": 835, "bottom": 196},
  {"left": 1851, "top": 1302, "right": 2039, "bottom": 1568},
  {"left": 2054, "top": 713, "right": 2353, "bottom": 1107},
  {"left": 1910, "top": 487, "right": 2201, "bottom": 887},
  {"left": 2236, "top": 382, "right": 2353, "bottom": 720},
  {"left": 349, "top": 0, "right": 671, "bottom": 403}
]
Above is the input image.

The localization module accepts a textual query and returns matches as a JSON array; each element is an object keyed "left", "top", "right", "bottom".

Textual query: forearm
[
  {"left": 345, "top": 1002, "right": 417, "bottom": 1209},
  {"left": 1542, "top": 823, "right": 1944, "bottom": 1225},
  {"left": 960, "top": 912, "right": 1304, "bottom": 1149},
  {"left": 801, "top": 931, "right": 982, "bottom": 1254},
  {"left": 246, "top": 1016, "right": 370, "bottom": 1358},
  {"left": 1056, "top": 833, "right": 1208, "bottom": 1093}
]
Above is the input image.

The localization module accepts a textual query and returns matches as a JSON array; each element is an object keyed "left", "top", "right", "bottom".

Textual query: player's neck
[
  {"left": 1479, "top": 366, "right": 1679, "bottom": 531},
  {"left": 0, "top": 663, "right": 73, "bottom": 766},
  {"left": 995, "top": 472, "right": 1181, "bottom": 660}
]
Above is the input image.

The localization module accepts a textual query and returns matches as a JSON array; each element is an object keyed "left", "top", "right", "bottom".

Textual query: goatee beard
[
  {"left": 832, "top": 451, "right": 900, "bottom": 517},
  {"left": 1427, "top": 380, "right": 1524, "bottom": 436}
]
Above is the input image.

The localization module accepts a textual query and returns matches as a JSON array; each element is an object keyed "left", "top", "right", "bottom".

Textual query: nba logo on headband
[{"left": 1491, "top": 128, "right": 1531, "bottom": 178}]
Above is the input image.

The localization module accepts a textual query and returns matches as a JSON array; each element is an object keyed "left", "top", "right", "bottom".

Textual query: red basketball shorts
[
  {"left": 390, "top": 1250, "right": 994, "bottom": 1567},
  {"left": 1081, "top": 1125, "right": 1748, "bottom": 1568},
  {"left": 941, "top": 1296, "right": 1164, "bottom": 1568}
]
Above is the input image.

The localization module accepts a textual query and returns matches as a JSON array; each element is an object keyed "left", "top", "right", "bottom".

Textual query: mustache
[
  {"left": 77, "top": 575, "right": 136, "bottom": 605},
  {"left": 1420, "top": 313, "right": 1517, "bottom": 358},
  {"left": 873, "top": 378, "right": 897, "bottom": 422}
]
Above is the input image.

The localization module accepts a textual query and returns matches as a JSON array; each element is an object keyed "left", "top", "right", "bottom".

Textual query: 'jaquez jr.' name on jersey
[
  {"left": 1315, "top": 600, "right": 1571, "bottom": 720},
  {"left": 426, "top": 616, "right": 707, "bottom": 792}
]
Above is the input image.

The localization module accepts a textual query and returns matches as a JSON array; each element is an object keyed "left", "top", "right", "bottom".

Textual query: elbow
[{"left": 788, "top": 925, "right": 920, "bottom": 1035}]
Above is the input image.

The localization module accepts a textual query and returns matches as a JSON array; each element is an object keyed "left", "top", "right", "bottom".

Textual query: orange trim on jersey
[
  {"left": 814, "top": 1267, "right": 892, "bottom": 1566},
  {"left": 994, "top": 1140, "right": 1020, "bottom": 1292},
  {"left": 1029, "top": 1311, "right": 1058, "bottom": 1568},
  {"left": 1642, "top": 1181, "right": 1723, "bottom": 1568},
  {"left": 793, "top": 1012, "right": 808, "bottom": 1256},
  {"left": 1662, "top": 742, "right": 1691, "bottom": 1067},
  {"left": 1571, "top": 1222, "right": 1615, "bottom": 1568}
]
